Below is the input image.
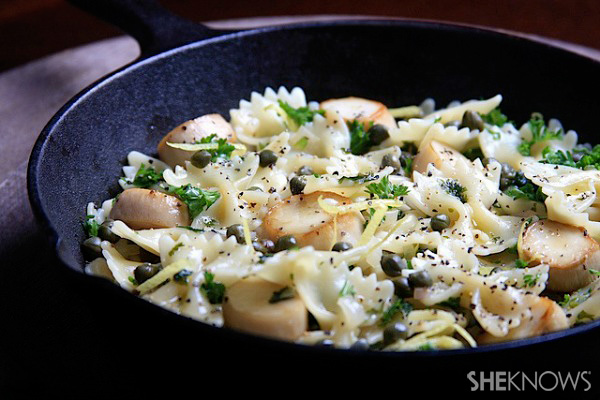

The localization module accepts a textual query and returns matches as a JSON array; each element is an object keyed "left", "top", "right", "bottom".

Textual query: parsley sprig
[
  {"left": 132, "top": 164, "right": 163, "bottom": 188},
  {"left": 517, "top": 114, "right": 563, "bottom": 156},
  {"left": 201, "top": 271, "right": 225, "bottom": 304},
  {"left": 168, "top": 184, "right": 220, "bottom": 219},
  {"left": 480, "top": 108, "right": 509, "bottom": 127},
  {"left": 365, "top": 175, "right": 409, "bottom": 199},
  {"left": 278, "top": 100, "right": 325, "bottom": 127},
  {"left": 541, "top": 144, "right": 600, "bottom": 171},
  {"left": 504, "top": 180, "right": 546, "bottom": 203},
  {"left": 348, "top": 120, "right": 374, "bottom": 155},
  {"left": 380, "top": 299, "right": 413, "bottom": 326},
  {"left": 196, "top": 134, "right": 235, "bottom": 161},
  {"left": 440, "top": 179, "right": 467, "bottom": 203},
  {"left": 83, "top": 215, "right": 99, "bottom": 237}
]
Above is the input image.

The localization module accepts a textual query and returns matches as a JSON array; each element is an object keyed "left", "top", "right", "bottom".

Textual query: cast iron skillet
[{"left": 27, "top": 0, "right": 600, "bottom": 363}]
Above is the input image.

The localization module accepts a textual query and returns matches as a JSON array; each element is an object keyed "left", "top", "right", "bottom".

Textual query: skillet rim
[{"left": 26, "top": 17, "right": 600, "bottom": 357}]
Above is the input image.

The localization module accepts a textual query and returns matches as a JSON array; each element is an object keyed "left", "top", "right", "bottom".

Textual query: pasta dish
[{"left": 81, "top": 87, "right": 600, "bottom": 351}]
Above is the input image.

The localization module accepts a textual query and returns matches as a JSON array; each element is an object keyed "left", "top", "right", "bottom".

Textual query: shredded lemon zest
[
  {"left": 365, "top": 216, "right": 407, "bottom": 257},
  {"left": 388, "top": 105, "right": 422, "bottom": 119},
  {"left": 453, "top": 323, "right": 477, "bottom": 348},
  {"left": 241, "top": 217, "right": 253, "bottom": 249},
  {"left": 137, "top": 259, "right": 190, "bottom": 295},
  {"left": 317, "top": 195, "right": 403, "bottom": 215},
  {"left": 358, "top": 207, "right": 387, "bottom": 246},
  {"left": 330, "top": 215, "right": 338, "bottom": 250},
  {"left": 166, "top": 141, "right": 247, "bottom": 157}
]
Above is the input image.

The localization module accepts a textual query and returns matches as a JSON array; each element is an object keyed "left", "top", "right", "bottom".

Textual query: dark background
[{"left": 2, "top": 0, "right": 600, "bottom": 72}]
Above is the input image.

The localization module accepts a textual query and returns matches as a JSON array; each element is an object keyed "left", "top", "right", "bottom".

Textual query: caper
[
  {"left": 393, "top": 277, "right": 414, "bottom": 298},
  {"left": 461, "top": 110, "right": 484, "bottom": 131},
  {"left": 191, "top": 150, "right": 212, "bottom": 168},
  {"left": 501, "top": 162, "right": 516, "bottom": 179},
  {"left": 134, "top": 262, "right": 162, "bottom": 284},
  {"left": 430, "top": 214, "right": 450, "bottom": 232},
  {"left": 253, "top": 239, "right": 275, "bottom": 254},
  {"left": 98, "top": 220, "right": 119, "bottom": 243},
  {"left": 383, "top": 322, "right": 409, "bottom": 346},
  {"left": 289, "top": 176, "right": 307, "bottom": 195},
  {"left": 332, "top": 242, "right": 353, "bottom": 252},
  {"left": 381, "top": 154, "right": 402, "bottom": 174},
  {"left": 350, "top": 339, "right": 370, "bottom": 351},
  {"left": 297, "top": 165, "right": 314, "bottom": 176},
  {"left": 274, "top": 235, "right": 297, "bottom": 252},
  {"left": 259, "top": 149, "right": 278, "bottom": 167},
  {"left": 408, "top": 270, "right": 433, "bottom": 288},
  {"left": 368, "top": 124, "right": 390, "bottom": 145},
  {"left": 381, "top": 253, "right": 407, "bottom": 277},
  {"left": 226, "top": 224, "right": 246, "bottom": 244},
  {"left": 81, "top": 236, "right": 103, "bottom": 260}
]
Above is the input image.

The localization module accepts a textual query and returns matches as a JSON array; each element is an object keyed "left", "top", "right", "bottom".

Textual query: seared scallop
[
  {"left": 157, "top": 114, "right": 235, "bottom": 168},
  {"left": 520, "top": 219, "right": 600, "bottom": 292},
  {"left": 263, "top": 191, "right": 364, "bottom": 251},
  {"left": 413, "top": 140, "right": 469, "bottom": 174},
  {"left": 222, "top": 277, "right": 307, "bottom": 341},
  {"left": 479, "top": 297, "right": 568, "bottom": 344},
  {"left": 109, "top": 188, "right": 189, "bottom": 229},
  {"left": 320, "top": 97, "right": 396, "bottom": 129}
]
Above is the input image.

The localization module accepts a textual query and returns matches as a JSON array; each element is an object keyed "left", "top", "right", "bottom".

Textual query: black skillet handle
[{"left": 68, "top": 0, "right": 226, "bottom": 57}]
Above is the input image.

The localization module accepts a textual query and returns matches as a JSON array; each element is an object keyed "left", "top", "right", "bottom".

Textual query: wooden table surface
[{"left": 2, "top": 15, "right": 600, "bottom": 394}]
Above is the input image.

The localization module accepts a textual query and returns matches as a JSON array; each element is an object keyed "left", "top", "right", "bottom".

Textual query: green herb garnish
[
  {"left": 196, "top": 134, "right": 235, "bottom": 161},
  {"left": 440, "top": 179, "right": 467, "bottom": 203},
  {"left": 168, "top": 242, "right": 184, "bottom": 256},
  {"left": 462, "top": 147, "right": 484, "bottom": 161},
  {"left": 522, "top": 273, "right": 540, "bottom": 288},
  {"left": 269, "top": 286, "right": 295, "bottom": 303},
  {"left": 278, "top": 100, "right": 325, "bottom": 127},
  {"left": 201, "top": 271, "right": 225, "bottom": 304},
  {"left": 168, "top": 184, "right": 220, "bottom": 219},
  {"left": 339, "top": 280, "right": 356, "bottom": 297},
  {"left": 540, "top": 145, "right": 600, "bottom": 171},
  {"left": 517, "top": 113, "right": 563, "bottom": 156},
  {"left": 338, "top": 173, "right": 378, "bottom": 184},
  {"left": 380, "top": 299, "right": 413, "bottom": 326},
  {"left": 437, "top": 297, "right": 461, "bottom": 311},
  {"left": 132, "top": 164, "right": 163, "bottom": 188},
  {"left": 365, "top": 175, "right": 409, "bottom": 199},
  {"left": 514, "top": 259, "right": 529, "bottom": 268},
  {"left": 504, "top": 181, "right": 547, "bottom": 203},
  {"left": 83, "top": 215, "right": 99, "bottom": 237},
  {"left": 348, "top": 120, "right": 373, "bottom": 155},
  {"left": 480, "top": 108, "right": 509, "bottom": 127}
]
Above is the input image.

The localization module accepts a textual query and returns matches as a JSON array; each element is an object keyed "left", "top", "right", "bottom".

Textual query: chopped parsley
[
  {"left": 559, "top": 289, "right": 592, "bottom": 309},
  {"left": 576, "top": 310, "right": 595, "bottom": 324},
  {"left": 522, "top": 273, "right": 540, "bottom": 288},
  {"left": 440, "top": 179, "right": 467, "bottom": 203},
  {"left": 269, "top": 286, "right": 295, "bottom": 303},
  {"left": 173, "top": 269, "right": 193, "bottom": 284},
  {"left": 462, "top": 147, "right": 484, "bottom": 161},
  {"left": 168, "top": 242, "right": 184, "bottom": 256},
  {"left": 380, "top": 299, "right": 413, "bottom": 326},
  {"left": 196, "top": 134, "right": 235, "bottom": 161},
  {"left": 514, "top": 259, "right": 529, "bottom": 268},
  {"left": 128, "top": 276, "right": 139, "bottom": 286},
  {"left": 348, "top": 120, "right": 373, "bottom": 155},
  {"left": 168, "top": 184, "right": 220, "bottom": 219},
  {"left": 365, "top": 175, "right": 409, "bottom": 199},
  {"left": 401, "top": 156, "right": 413, "bottom": 176},
  {"left": 83, "top": 215, "right": 99, "bottom": 237},
  {"left": 132, "top": 164, "right": 163, "bottom": 188},
  {"left": 293, "top": 136, "right": 309, "bottom": 150},
  {"left": 541, "top": 144, "right": 600, "bottom": 171},
  {"left": 590, "top": 269, "right": 600, "bottom": 276},
  {"left": 339, "top": 280, "right": 356, "bottom": 297},
  {"left": 278, "top": 100, "right": 325, "bottom": 127},
  {"left": 437, "top": 297, "right": 461, "bottom": 311},
  {"left": 480, "top": 108, "right": 509, "bottom": 127},
  {"left": 517, "top": 113, "right": 563, "bottom": 156},
  {"left": 338, "top": 173, "right": 379, "bottom": 184},
  {"left": 417, "top": 342, "right": 436, "bottom": 351},
  {"left": 177, "top": 226, "right": 205, "bottom": 233},
  {"left": 504, "top": 180, "right": 546, "bottom": 203},
  {"left": 201, "top": 271, "right": 225, "bottom": 304}
]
